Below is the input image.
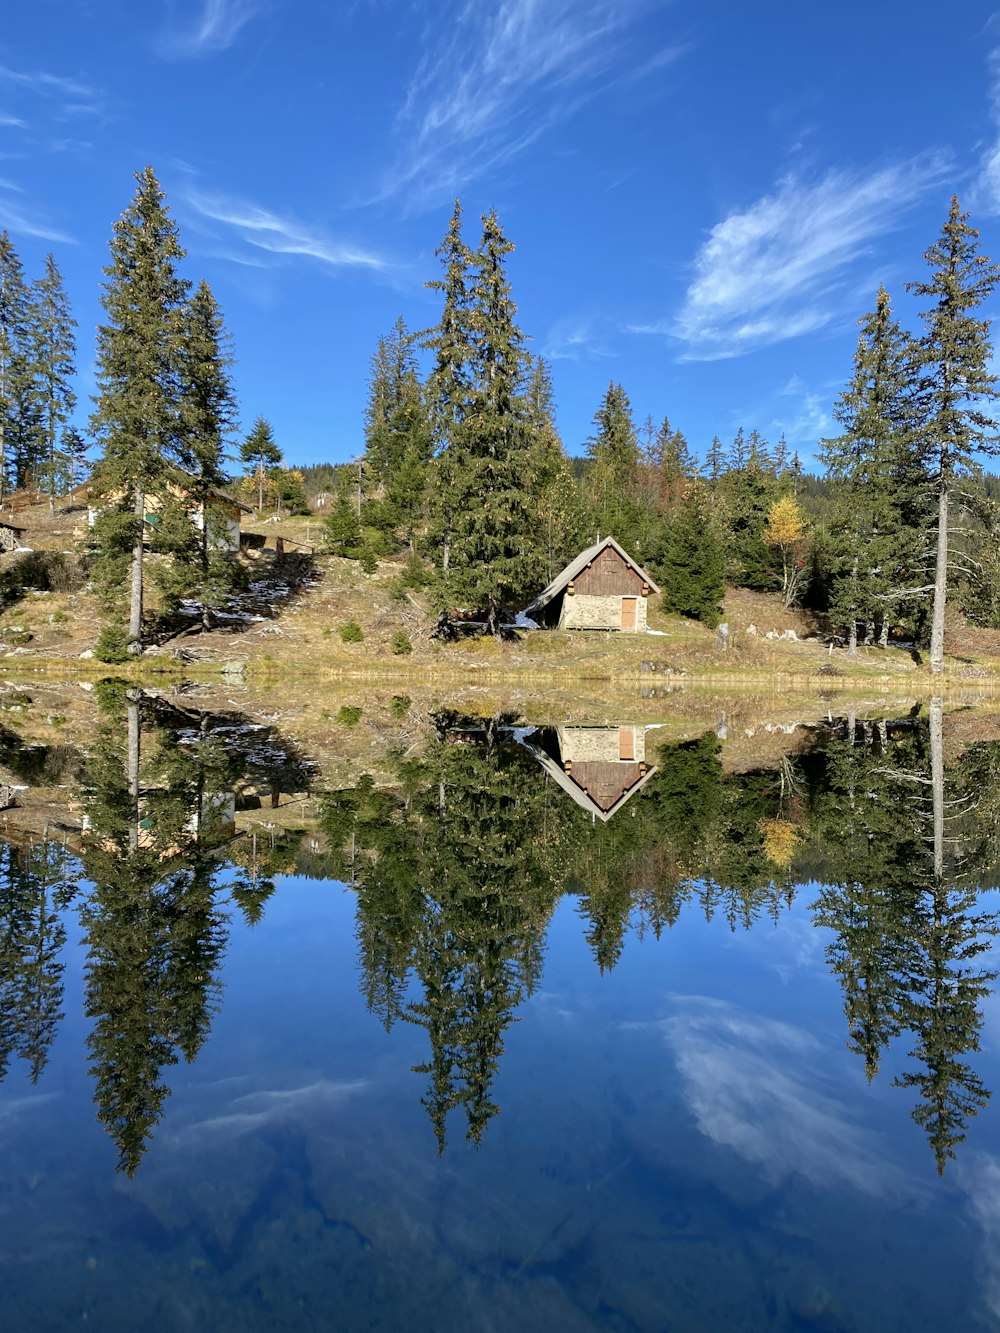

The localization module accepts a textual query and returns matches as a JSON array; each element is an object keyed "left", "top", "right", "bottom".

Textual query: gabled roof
[
  {"left": 524, "top": 536, "right": 660, "bottom": 614},
  {"left": 519, "top": 732, "right": 658, "bottom": 822}
]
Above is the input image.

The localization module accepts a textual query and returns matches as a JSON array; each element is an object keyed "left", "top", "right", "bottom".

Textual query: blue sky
[{"left": 2, "top": 0, "right": 1000, "bottom": 470}]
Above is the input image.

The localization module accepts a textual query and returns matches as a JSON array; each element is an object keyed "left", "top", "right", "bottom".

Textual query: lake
[{"left": 0, "top": 685, "right": 997, "bottom": 1330}]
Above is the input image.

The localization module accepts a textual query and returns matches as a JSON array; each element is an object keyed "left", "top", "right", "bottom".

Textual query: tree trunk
[
  {"left": 128, "top": 489, "right": 144, "bottom": 654},
  {"left": 878, "top": 618, "right": 889, "bottom": 648},
  {"left": 258, "top": 466, "right": 264, "bottom": 513},
  {"left": 201, "top": 513, "right": 211, "bottom": 632},
  {"left": 930, "top": 694, "right": 944, "bottom": 883},
  {"left": 930, "top": 481, "right": 949, "bottom": 674},
  {"left": 127, "top": 691, "right": 140, "bottom": 854},
  {"left": 848, "top": 618, "right": 857, "bottom": 656}
]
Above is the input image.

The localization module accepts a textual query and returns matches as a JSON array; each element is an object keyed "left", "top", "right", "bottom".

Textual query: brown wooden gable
[
  {"left": 572, "top": 545, "right": 645, "bottom": 597},
  {"left": 568, "top": 761, "right": 645, "bottom": 812}
]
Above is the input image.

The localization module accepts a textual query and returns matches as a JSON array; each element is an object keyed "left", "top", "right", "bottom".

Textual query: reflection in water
[{"left": 0, "top": 696, "right": 997, "bottom": 1182}]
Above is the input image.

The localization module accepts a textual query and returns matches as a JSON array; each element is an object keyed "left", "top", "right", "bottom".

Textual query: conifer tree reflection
[
  {"left": 326, "top": 714, "right": 566, "bottom": 1150},
  {"left": 812, "top": 704, "right": 1000, "bottom": 1172},
  {"left": 78, "top": 685, "right": 309, "bottom": 1173},
  {"left": 0, "top": 838, "right": 76, "bottom": 1083}
]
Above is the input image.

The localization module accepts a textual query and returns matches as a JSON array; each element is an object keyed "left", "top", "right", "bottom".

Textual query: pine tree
[
  {"left": 651, "top": 481, "right": 725, "bottom": 626},
  {"left": 176, "top": 280, "right": 241, "bottom": 629},
  {"left": 240, "top": 415, "right": 282, "bottom": 512},
  {"left": 821, "top": 286, "right": 924, "bottom": 651},
  {"left": 434, "top": 210, "right": 544, "bottom": 632},
  {"left": 30, "top": 254, "right": 76, "bottom": 509},
  {"left": 424, "top": 201, "right": 475, "bottom": 573},
  {"left": 324, "top": 477, "right": 362, "bottom": 557},
  {"left": 90, "top": 167, "right": 189, "bottom": 655},
  {"left": 361, "top": 317, "right": 431, "bottom": 554},
  {"left": 704, "top": 434, "right": 725, "bottom": 484},
  {"left": 645, "top": 415, "right": 694, "bottom": 518},
  {"left": 585, "top": 381, "right": 645, "bottom": 549},
  {"left": 0, "top": 234, "right": 34, "bottom": 499},
  {"left": 907, "top": 197, "right": 1000, "bottom": 673},
  {"left": 524, "top": 356, "right": 586, "bottom": 578}
]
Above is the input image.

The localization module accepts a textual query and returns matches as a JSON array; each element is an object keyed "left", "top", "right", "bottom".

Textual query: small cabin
[
  {"left": 524, "top": 537, "right": 659, "bottom": 632},
  {"left": 0, "top": 521, "right": 25, "bottom": 554},
  {"left": 86, "top": 480, "right": 250, "bottom": 552},
  {"left": 521, "top": 725, "right": 658, "bottom": 821}
]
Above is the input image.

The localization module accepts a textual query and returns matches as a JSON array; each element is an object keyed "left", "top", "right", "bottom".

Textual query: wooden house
[
  {"left": 524, "top": 536, "right": 659, "bottom": 631},
  {"left": 0, "top": 521, "right": 25, "bottom": 553},
  {"left": 85, "top": 479, "right": 251, "bottom": 552},
  {"left": 521, "top": 725, "right": 657, "bottom": 821}
]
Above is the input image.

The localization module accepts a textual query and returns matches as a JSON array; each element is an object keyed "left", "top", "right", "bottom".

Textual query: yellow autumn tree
[{"left": 764, "top": 495, "right": 809, "bottom": 608}]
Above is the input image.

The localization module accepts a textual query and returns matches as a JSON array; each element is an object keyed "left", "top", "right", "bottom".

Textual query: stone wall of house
[
  {"left": 0, "top": 526, "right": 21, "bottom": 553},
  {"left": 557, "top": 726, "right": 646, "bottom": 764},
  {"left": 559, "top": 593, "right": 648, "bottom": 631}
]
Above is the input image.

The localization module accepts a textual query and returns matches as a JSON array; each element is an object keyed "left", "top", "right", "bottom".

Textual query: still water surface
[{"left": 0, "top": 688, "right": 998, "bottom": 1330}]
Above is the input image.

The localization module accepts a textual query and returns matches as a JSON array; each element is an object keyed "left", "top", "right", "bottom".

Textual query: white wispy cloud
[
  {"left": 158, "top": 0, "right": 261, "bottom": 58},
  {"left": 0, "top": 63, "right": 97, "bottom": 103},
  {"left": 0, "top": 179, "right": 74, "bottom": 243},
  {"left": 976, "top": 42, "right": 1000, "bottom": 212},
  {"left": 671, "top": 157, "right": 950, "bottom": 360},
  {"left": 375, "top": 0, "right": 673, "bottom": 206},
  {"left": 0, "top": 113, "right": 27, "bottom": 129},
  {"left": 655, "top": 995, "right": 913, "bottom": 1197},
  {"left": 185, "top": 184, "right": 389, "bottom": 272},
  {"left": 543, "top": 315, "right": 615, "bottom": 362}
]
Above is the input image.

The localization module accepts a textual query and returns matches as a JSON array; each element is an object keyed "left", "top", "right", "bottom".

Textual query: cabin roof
[
  {"left": 519, "top": 733, "right": 658, "bottom": 822},
  {"left": 523, "top": 536, "right": 660, "bottom": 614},
  {"left": 0, "top": 520, "right": 25, "bottom": 535}
]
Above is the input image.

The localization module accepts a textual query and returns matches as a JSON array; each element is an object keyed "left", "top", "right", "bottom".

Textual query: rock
[
  {"left": 745, "top": 623, "right": 757, "bottom": 636},
  {"left": 78, "top": 649, "right": 94, "bottom": 659},
  {"left": 781, "top": 629, "right": 798, "bottom": 641}
]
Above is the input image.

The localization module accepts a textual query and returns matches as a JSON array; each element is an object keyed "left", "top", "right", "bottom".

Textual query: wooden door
[
  {"left": 621, "top": 597, "right": 637, "bottom": 631},
  {"left": 618, "top": 727, "right": 635, "bottom": 761}
]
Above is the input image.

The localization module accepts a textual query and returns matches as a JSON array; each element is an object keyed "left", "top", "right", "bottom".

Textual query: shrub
[
  {"left": 338, "top": 620, "right": 364, "bottom": 643},
  {"left": 390, "top": 694, "right": 411, "bottom": 718},
  {"left": 51, "top": 609, "right": 69, "bottom": 624},
  {"left": 337, "top": 704, "right": 362, "bottom": 727},
  {"left": 95, "top": 624, "right": 130, "bottom": 663},
  {"left": 390, "top": 630, "right": 412, "bottom": 655}
]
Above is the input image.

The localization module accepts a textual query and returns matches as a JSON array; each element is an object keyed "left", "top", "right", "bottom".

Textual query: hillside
[{"left": 0, "top": 500, "right": 998, "bottom": 689}]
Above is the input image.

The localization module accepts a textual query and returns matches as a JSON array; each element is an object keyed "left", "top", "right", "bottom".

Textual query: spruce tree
[
  {"left": 0, "top": 233, "right": 33, "bottom": 500},
  {"left": 240, "top": 415, "right": 282, "bottom": 512},
  {"left": 434, "top": 210, "right": 543, "bottom": 632},
  {"left": 585, "top": 381, "right": 645, "bottom": 549},
  {"left": 821, "top": 287, "right": 924, "bottom": 651},
  {"left": 907, "top": 198, "right": 1000, "bottom": 673},
  {"left": 90, "top": 167, "right": 189, "bottom": 655},
  {"left": 176, "top": 280, "right": 241, "bottom": 629},
  {"left": 524, "top": 356, "right": 586, "bottom": 577},
  {"left": 651, "top": 481, "right": 725, "bottom": 626},
  {"left": 424, "top": 201, "right": 475, "bottom": 573},
  {"left": 30, "top": 254, "right": 76, "bottom": 509},
  {"left": 361, "top": 317, "right": 431, "bottom": 554}
]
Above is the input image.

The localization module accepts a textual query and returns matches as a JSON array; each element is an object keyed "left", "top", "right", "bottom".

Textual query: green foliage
[
  {"left": 337, "top": 704, "right": 363, "bottom": 726},
  {"left": 585, "top": 381, "right": 647, "bottom": 551},
  {"left": 324, "top": 481, "right": 363, "bottom": 558},
  {"left": 652, "top": 483, "right": 725, "bottom": 626},
  {"left": 95, "top": 622, "right": 131, "bottom": 663},
  {"left": 338, "top": 620, "right": 364, "bottom": 643},
  {"left": 30, "top": 253, "right": 77, "bottom": 502},
  {"left": 240, "top": 416, "right": 282, "bottom": 511},
  {"left": 390, "top": 630, "right": 412, "bottom": 655}
]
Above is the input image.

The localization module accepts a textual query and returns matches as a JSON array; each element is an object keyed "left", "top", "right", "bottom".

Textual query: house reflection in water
[{"left": 521, "top": 726, "right": 658, "bottom": 821}]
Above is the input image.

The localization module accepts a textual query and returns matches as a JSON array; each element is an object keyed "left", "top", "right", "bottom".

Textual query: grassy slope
[{"left": 0, "top": 501, "right": 999, "bottom": 692}]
